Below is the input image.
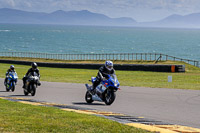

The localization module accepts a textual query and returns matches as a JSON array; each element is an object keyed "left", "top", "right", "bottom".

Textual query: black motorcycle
[{"left": 24, "top": 72, "right": 40, "bottom": 96}]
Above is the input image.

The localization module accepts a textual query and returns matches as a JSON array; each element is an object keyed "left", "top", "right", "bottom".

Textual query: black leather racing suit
[
  {"left": 22, "top": 68, "right": 40, "bottom": 87},
  {"left": 92, "top": 66, "right": 115, "bottom": 90}
]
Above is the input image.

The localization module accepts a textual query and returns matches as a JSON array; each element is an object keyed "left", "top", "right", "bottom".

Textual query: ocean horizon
[{"left": 0, "top": 24, "right": 200, "bottom": 61}]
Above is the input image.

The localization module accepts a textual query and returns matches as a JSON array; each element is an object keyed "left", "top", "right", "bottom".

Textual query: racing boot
[
  {"left": 37, "top": 80, "right": 41, "bottom": 86},
  {"left": 90, "top": 84, "right": 96, "bottom": 95},
  {"left": 22, "top": 83, "right": 25, "bottom": 88},
  {"left": 90, "top": 89, "right": 95, "bottom": 95}
]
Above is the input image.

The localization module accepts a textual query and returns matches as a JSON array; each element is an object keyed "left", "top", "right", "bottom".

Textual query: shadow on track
[
  {"left": 73, "top": 102, "right": 105, "bottom": 106},
  {"left": 0, "top": 91, "right": 8, "bottom": 92},
  {"left": 8, "top": 95, "right": 31, "bottom": 97}
]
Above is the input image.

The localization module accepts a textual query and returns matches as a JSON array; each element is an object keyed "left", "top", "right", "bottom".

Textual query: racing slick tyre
[
  {"left": 11, "top": 83, "right": 15, "bottom": 92},
  {"left": 104, "top": 91, "right": 116, "bottom": 105},
  {"left": 24, "top": 89, "right": 28, "bottom": 96},
  {"left": 31, "top": 84, "right": 36, "bottom": 96},
  {"left": 85, "top": 91, "right": 94, "bottom": 103}
]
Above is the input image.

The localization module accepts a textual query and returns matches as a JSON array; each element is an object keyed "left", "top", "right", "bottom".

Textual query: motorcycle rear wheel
[
  {"left": 6, "top": 84, "right": 9, "bottom": 92},
  {"left": 85, "top": 91, "right": 94, "bottom": 103},
  {"left": 24, "top": 89, "right": 29, "bottom": 96}
]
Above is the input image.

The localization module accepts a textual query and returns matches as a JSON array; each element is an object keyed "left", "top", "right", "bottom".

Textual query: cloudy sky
[{"left": 1, "top": 0, "right": 200, "bottom": 22}]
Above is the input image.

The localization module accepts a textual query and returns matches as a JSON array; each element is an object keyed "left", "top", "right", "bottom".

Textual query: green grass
[
  {"left": 0, "top": 57, "right": 200, "bottom": 90},
  {"left": 0, "top": 98, "right": 148, "bottom": 133},
  {"left": 0, "top": 58, "right": 198, "bottom": 132}
]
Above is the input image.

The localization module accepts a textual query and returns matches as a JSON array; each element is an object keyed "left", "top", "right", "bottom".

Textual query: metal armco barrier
[{"left": 0, "top": 59, "right": 185, "bottom": 72}]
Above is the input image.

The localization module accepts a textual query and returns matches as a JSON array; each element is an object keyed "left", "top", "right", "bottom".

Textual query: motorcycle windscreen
[
  {"left": 9, "top": 72, "right": 18, "bottom": 79},
  {"left": 110, "top": 74, "right": 120, "bottom": 87},
  {"left": 33, "top": 72, "right": 39, "bottom": 76}
]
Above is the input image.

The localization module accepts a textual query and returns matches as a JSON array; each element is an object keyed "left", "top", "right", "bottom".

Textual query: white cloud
[
  {"left": 8, "top": 0, "right": 15, "bottom": 7},
  {"left": 0, "top": 0, "right": 16, "bottom": 7}
]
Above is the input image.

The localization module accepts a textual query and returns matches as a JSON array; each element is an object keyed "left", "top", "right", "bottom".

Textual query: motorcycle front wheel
[
  {"left": 30, "top": 84, "right": 36, "bottom": 96},
  {"left": 85, "top": 91, "right": 94, "bottom": 103},
  {"left": 6, "top": 86, "right": 9, "bottom": 92},
  {"left": 104, "top": 91, "right": 116, "bottom": 105},
  {"left": 11, "top": 83, "right": 15, "bottom": 92}
]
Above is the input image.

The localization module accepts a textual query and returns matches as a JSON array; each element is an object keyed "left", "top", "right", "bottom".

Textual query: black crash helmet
[{"left": 31, "top": 62, "right": 37, "bottom": 70}]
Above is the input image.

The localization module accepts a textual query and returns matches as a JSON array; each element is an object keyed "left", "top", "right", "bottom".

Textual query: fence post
[
  {"left": 160, "top": 54, "right": 162, "bottom": 61},
  {"left": 150, "top": 53, "right": 152, "bottom": 61},
  {"left": 128, "top": 53, "right": 129, "bottom": 60},
  {"left": 132, "top": 53, "right": 134, "bottom": 60},
  {"left": 145, "top": 53, "right": 147, "bottom": 61},
  {"left": 136, "top": 53, "right": 138, "bottom": 60}
]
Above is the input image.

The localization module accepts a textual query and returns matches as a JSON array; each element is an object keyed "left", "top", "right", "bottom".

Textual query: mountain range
[
  {"left": 0, "top": 8, "right": 136, "bottom": 26},
  {"left": 1, "top": 8, "right": 200, "bottom": 28},
  {"left": 139, "top": 13, "right": 200, "bottom": 28}
]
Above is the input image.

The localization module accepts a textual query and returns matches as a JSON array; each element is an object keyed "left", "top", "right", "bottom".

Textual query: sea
[{"left": 0, "top": 24, "right": 200, "bottom": 61}]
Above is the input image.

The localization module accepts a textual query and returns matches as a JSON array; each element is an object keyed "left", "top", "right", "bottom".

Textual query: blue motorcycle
[
  {"left": 5, "top": 72, "right": 18, "bottom": 92},
  {"left": 85, "top": 72, "right": 120, "bottom": 105}
]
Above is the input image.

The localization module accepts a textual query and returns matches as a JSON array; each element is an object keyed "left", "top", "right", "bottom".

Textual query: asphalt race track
[{"left": 0, "top": 78, "right": 200, "bottom": 128}]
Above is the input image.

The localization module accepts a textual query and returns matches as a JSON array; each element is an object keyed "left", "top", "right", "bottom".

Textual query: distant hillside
[
  {"left": 0, "top": 8, "right": 47, "bottom": 24},
  {"left": 0, "top": 8, "right": 136, "bottom": 26},
  {"left": 1, "top": 8, "right": 200, "bottom": 28},
  {"left": 140, "top": 13, "right": 200, "bottom": 28}
]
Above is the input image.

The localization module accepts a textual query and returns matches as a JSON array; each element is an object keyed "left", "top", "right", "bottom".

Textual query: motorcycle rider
[
  {"left": 4, "top": 65, "right": 16, "bottom": 86},
  {"left": 22, "top": 62, "right": 41, "bottom": 88},
  {"left": 90, "top": 60, "right": 115, "bottom": 94}
]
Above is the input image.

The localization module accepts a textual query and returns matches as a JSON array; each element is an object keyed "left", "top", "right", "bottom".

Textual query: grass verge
[
  {"left": 0, "top": 57, "right": 200, "bottom": 90},
  {"left": 0, "top": 98, "right": 149, "bottom": 133}
]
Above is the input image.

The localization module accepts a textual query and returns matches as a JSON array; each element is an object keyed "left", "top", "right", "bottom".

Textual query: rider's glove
[{"left": 102, "top": 77, "right": 106, "bottom": 81}]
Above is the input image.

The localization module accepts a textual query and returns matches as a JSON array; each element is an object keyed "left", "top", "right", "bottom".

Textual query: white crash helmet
[{"left": 105, "top": 60, "right": 113, "bottom": 71}]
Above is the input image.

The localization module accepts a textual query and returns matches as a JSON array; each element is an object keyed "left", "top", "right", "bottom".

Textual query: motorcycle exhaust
[
  {"left": 85, "top": 84, "right": 102, "bottom": 102},
  {"left": 92, "top": 95, "right": 103, "bottom": 102},
  {"left": 85, "top": 84, "right": 92, "bottom": 90}
]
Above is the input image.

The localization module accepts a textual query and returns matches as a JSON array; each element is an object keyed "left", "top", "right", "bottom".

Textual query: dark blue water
[{"left": 0, "top": 24, "right": 200, "bottom": 61}]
